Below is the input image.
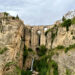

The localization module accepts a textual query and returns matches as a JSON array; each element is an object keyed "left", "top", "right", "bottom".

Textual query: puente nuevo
[
  {"left": 25, "top": 25, "right": 54, "bottom": 50},
  {"left": 24, "top": 10, "right": 75, "bottom": 51},
  {"left": 0, "top": 11, "right": 75, "bottom": 75}
]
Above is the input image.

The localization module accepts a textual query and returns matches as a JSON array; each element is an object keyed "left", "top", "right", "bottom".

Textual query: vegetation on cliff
[
  {"left": 37, "top": 45, "right": 47, "bottom": 56},
  {"left": 33, "top": 45, "right": 59, "bottom": 75},
  {"left": 61, "top": 19, "right": 71, "bottom": 31},
  {"left": 45, "top": 25, "right": 58, "bottom": 49},
  {"left": 65, "top": 44, "right": 75, "bottom": 53},
  {"left": 23, "top": 45, "right": 28, "bottom": 66},
  {"left": 0, "top": 47, "right": 8, "bottom": 54}
]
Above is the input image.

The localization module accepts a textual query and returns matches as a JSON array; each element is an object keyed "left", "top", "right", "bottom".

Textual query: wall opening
[
  {"left": 44, "top": 27, "right": 48, "bottom": 32},
  {"left": 37, "top": 30, "right": 41, "bottom": 46}
]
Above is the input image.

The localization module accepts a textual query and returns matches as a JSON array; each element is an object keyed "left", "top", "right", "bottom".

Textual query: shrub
[
  {"left": 33, "top": 57, "right": 48, "bottom": 75},
  {"left": 28, "top": 48, "right": 33, "bottom": 52},
  {"left": 51, "top": 60, "right": 59, "bottom": 75},
  {"left": 71, "top": 17, "right": 75, "bottom": 24},
  {"left": 65, "top": 47, "right": 69, "bottom": 53},
  {"left": 37, "top": 45, "right": 47, "bottom": 56},
  {"left": 66, "top": 69, "right": 71, "bottom": 75},
  {"left": 21, "top": 70, "right": 32, "bottom": 75},
  {"left": 61, "top": 19, "right": 72, "bottom": 31},
  {"left": 16, "top": 15, "right": 19, "bottom": 19},
  {"left": 72, "top": 36, "right": 75, "bottom": 40},
  {"left": 5, "top": 62, "right": 16, "bottom": 67},
  {"left": 56, "top": 45, "right": 65, "bottom": 49},
  {"left": 62, "top": 16, "right": 66, "bottom": 21},
  {"left": 34, "top": 51, "right": 58, "bottom": 75},
  {"left": 4, "top": 12, "right": 9, "bottom": 16},
  {"left": 65, "top": 44, "right": 75, "bottom": 53},
  {"left": 49, "top": 60, "right": 58, "bottom": 75},
  {"left": 0, "top": 47, "right": 8, "bottom": 54}
]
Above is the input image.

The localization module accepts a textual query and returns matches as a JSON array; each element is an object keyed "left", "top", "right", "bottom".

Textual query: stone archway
[{"left": 37, "top": 30, "right": 41, "bottom": 46}]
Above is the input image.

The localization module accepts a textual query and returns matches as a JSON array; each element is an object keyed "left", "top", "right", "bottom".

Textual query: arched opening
[
  {"left": 44, "top": 27, "right": 48, "bottom": 32},
  {"left": 37, "top": 30, "right": 41, "bottom": 35},
  {"left": 37, "top": 30, "right": 41, "bottom": 46}
]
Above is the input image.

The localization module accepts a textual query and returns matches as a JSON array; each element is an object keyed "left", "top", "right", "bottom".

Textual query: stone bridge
[{"left": 25, "top": 25, "right": 54, "bottom": 50}]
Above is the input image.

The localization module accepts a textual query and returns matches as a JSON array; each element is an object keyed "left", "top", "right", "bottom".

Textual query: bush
[
  {"left": 33, "top": 57, "right": 48, "bottom": 75},
  {"left": 21, "top": 70, "right": 32, "bottom": 75},
  {"left": 37, "top": 45, "right": 47, "bottom": 56},
  {"left": 0, "top": 47, "right": 8, "bottom": 54},
  {"left": 66, "top": 69, "right": 71, "bottom": 75},
  {"left": 28, "top": 48, "right": 33, "bottom": 52},
  {"left": 71, "top": 17, "right": 75, "bottom": 24},
  {"left": 33, "top": 51, "right": 59, "bottom": 75},
  {"left": 65, "top": 47, "right": 69, "bottom": 53},
  {"left": 65, "top": 44, "right": 75, "bottom": 53},
  {"left": 62, "top": 16, "right": 66, "bottom": 21},
  {"left": 5, "top": 62, "right": 16, "bottom": 67},
  {"left": 61, "top": 19, "right": 71, "bottom": 31},
  {"left": 51, "top": 60, "right": 59, "bottom": 75},
  {"left": 16, "top": 15, "right": 19, "bottom": 19},
  {"left": 56, "top": 45, "right": 65, "bottom": 49},
  {"left": 4, "top": 12, "right": 9, "bottom": 16},
  {"left": 72, "top": 36, "right": 75, "bottom": 40}
]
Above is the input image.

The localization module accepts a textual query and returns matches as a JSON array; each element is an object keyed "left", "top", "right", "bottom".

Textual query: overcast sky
[{"left": 0, "top": 0, "right": 75, "bottom": 25}]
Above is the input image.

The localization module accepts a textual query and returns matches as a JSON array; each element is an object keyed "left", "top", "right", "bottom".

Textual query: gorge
[{"left": 0, "top": 11, "right": 75, "bottom": 75}]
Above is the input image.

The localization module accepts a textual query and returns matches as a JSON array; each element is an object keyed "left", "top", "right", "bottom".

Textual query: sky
[{"left": 0, "top": 0, "right": 75, "bottom": 25}]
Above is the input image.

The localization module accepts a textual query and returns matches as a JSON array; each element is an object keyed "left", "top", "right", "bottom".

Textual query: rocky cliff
[{"left": 0, "top": 12, "right": 25, "bottom": 75}]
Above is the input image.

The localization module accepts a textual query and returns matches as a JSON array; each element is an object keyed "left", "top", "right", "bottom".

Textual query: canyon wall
[
  {"left": 0, "top": 13, "right": 25, "bottom": 75},
  {"left": 25, "top": 24, "right": 75, "bottom": 50},
  {"left": 0, "top": 12, "right": 75, "bottom": 75}
]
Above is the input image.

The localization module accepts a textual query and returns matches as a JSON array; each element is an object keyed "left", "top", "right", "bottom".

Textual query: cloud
[{"left": 0, "top": 0, "right": 75, "bottom": 25}]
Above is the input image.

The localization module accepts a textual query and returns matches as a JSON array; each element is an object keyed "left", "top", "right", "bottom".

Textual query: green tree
[
  {"left": 62, "top": 16, "right": 66, "bottom": 21},
  {"left": 71, "top": 17, "right": 75, "bottom": 24},
  {"left": 37, "top": 45, "right": 47, "bottom": 56},
  {"left": 16, "top": 15, "right": 19, "bottom": 19},
  {"left": 4, "top": 12, "right": 9, "bottom": 16},
  {"left": 62, "top": 19, "right": 71, "bottom": 31}
]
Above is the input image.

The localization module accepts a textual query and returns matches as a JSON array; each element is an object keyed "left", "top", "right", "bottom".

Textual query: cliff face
[
  {"left": 0, "top": 13, "right": 25, "bottom": 75},
  {"left": 52, "top": 49, "right": 75, "bottom": 75},
  {"left": 25, "top": 24, "right": 75, "bottom": 75},
  {"left": 46, "top": 24, "right": 75, "bottom": 49},
  {"left": 25, "top": 24, "right": 75, "bottom": 50}
]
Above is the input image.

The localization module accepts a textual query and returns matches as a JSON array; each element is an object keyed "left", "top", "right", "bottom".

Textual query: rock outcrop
[
  {"left": 0, "top": 13, "right": 25, "bottom": 75},
  {"left": 52, "top": 49, "right": 75, "bottom": 75},
  {"left": 46, "top": 24, "right": 75, "bottom": 49}
]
